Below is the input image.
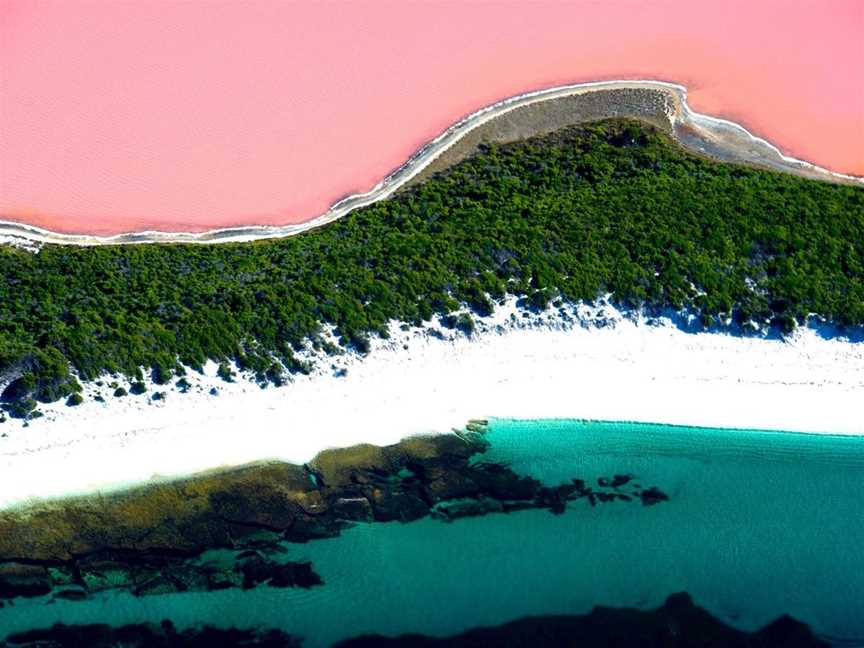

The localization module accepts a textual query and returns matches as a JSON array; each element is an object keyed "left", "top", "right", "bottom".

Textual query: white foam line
[{"left": 1, "top": 79, "right": 861, "bottom": 249}]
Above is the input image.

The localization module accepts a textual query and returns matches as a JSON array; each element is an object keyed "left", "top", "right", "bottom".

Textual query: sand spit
[
  {"left": 1, "top": 80, "right": 861, "bottom": 248},
  {"left": 0, "top": 298, "right": 861, "bottom": 510}
]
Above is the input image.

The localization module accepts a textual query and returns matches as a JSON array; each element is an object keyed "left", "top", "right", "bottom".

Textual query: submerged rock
[
  {"left": 0, "top": 563, "right": 51, "bottom": 600},
  {"left": 640, "top": 486, "right": 670, "bottom": 506},
  {"left": 431, "top": 497, "right": 504, "bottom": 521},
  {"left": 334, "top": 592, "right": 829, "bottom": 648},
  {"left": 611, "top": 474, "right": 633, "bottom": 488},
  {"left": 0, "top": 546, "right": 325, "bottom": 604},
  {"left": 3, "top": 621, "right": 302, "bottom": 647},
  {"left": 0, "top": 593, "right": 827, "bottom": 647},
  {"left": 52, "top": 588, "right": 87, "bottom": 602},
  {"left": 233, "top": 552, "right": 320, "bottom": 590}
]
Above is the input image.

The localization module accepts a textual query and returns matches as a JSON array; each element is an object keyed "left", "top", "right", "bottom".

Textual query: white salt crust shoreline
[
  {"left": 0, "top": 299, "right": 862, "bottom": 511},
  {"left": 1, "top": 79, "right": 861, "bottom": 248}
]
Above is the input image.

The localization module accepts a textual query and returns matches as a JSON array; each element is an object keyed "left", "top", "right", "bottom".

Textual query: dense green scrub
[{"left": 1, "top": 121, "right": 862, "bottom": 415}]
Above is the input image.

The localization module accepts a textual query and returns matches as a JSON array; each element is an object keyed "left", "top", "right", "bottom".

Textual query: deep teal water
[{"left": 1, "top": 419, "right": 863, "bottom": 645}]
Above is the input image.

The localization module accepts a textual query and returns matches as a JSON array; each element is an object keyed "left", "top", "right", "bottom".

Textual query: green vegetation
[
  {"left": 216, "top": 363, "right": 235, "bottom": 383},
  {"left": 0, "top": 120, "right": 861, "bottom": 414},
  {"left": 442, "top": 313, "right": 476, "bottom": 336}
]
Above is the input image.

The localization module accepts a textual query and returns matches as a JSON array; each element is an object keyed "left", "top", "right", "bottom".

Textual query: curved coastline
[
  {"left": 1, "top": 298, "right": 861, "bottom": 511},
  {"left": 2, "top": 79, "right": 862, "bottom": 248}
]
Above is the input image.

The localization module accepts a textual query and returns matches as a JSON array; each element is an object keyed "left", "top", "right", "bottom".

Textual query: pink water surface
[{"left": 1, "top": 0, "right": 862, "bottom": 235}]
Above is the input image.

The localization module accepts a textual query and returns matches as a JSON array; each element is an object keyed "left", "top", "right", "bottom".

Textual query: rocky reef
[
  {"left": 335, "top": 593, "right": 829, "bottom": 648},
  {"left": 0, "top": 427, "right": 669, "bottom": 605},
  {"left": 1, "top": 620, "right": 302, "bottom": 647},
  {"left": 0, "top": 550, "right": 320, "bottom": 604},
  {"left": 0, "top": 593, "right": 827, "bottom": 648}
]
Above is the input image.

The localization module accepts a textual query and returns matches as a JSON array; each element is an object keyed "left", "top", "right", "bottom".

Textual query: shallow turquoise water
[{"left": 1, "top": 419, "right": 863, "bottom": 645}]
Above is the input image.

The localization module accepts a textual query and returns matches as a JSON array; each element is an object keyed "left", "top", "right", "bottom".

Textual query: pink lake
[{"left": 1, "top": 0, "right": 862, "bottom": 235}]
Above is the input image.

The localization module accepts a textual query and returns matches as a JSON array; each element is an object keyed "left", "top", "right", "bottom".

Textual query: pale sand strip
[
  {"left": 1, "top": 80, "right": 861, "bottom": 248},
  {"left": 0, "top": 299, "right": 861, "bottom": 510}
]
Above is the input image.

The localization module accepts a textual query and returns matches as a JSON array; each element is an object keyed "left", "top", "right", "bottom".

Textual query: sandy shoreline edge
[
  {"left": 2, "top": 79, "right": 862, "bottom": 247},
  {"left": 1, "top": 299, "right": 861, "bottom": 511}
]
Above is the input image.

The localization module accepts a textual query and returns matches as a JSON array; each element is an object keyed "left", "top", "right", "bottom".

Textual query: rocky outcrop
[{"left": 0, "top": 429, "right": 668, "bottom": 604}]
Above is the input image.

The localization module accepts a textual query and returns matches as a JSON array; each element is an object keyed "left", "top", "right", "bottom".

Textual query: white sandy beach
[{"left": 0, "top": 299, "right": 861, "bottom": 511}]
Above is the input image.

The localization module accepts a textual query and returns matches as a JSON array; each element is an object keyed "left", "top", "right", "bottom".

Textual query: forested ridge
[{"left": 1, "top": 120, "right": 862, "bottom": 417}]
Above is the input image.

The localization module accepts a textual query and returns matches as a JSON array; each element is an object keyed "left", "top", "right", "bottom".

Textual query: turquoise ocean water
[{"left": 1, "top": 419, "right": 862, "bottom": 645}]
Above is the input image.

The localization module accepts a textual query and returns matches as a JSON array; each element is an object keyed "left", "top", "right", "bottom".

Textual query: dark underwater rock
[
  {"left": 640, "top": 486, "right": 670, "bottom": 506},
  {"left": 611, "top": 474, "right": 633, "bottom": 488},
  {"left": 333, "top": 592, "right": 829, "bottom": 648},
  {"left": 3, "top": 620, "right": 302, "bottom": 647},
  {"left": 0, "top": 563, "right": 51, "bottom": 600},
  {"left": 469, "top": 462, "right": 540, "bottom": 501},
  {"left": 236, "top": 554, "right": 321, "bottom": 590},
  {"left": 0, "top": 562, "right": 51, "bottom": 599},
  {"left": 0, "top": 594, "right": 828, "bottom": 647},
  {"left": 52, "top": 589, "right": 87, "bottom": 602},
  {"left": 431, "top": 497, "right": 504, "bottom": 521},
  {"left": 0, "top": 547, "right": 324, "bottom": 604}
]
